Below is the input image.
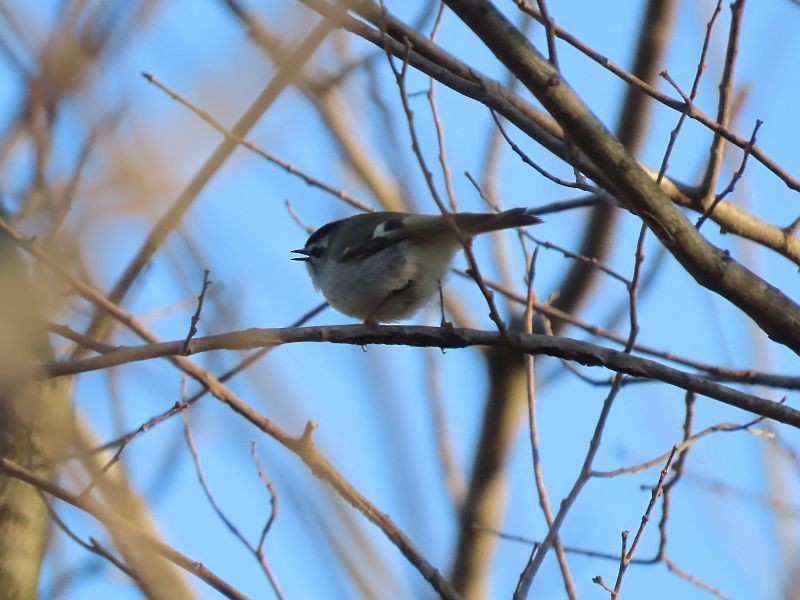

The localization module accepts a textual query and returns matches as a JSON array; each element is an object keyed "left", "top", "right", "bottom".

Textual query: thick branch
[
  {"left": 441, "top": 0, "right": 800, "bottom": 355},
  {"left": 39, "top": 325, "right": 800, "bottom": 427}
]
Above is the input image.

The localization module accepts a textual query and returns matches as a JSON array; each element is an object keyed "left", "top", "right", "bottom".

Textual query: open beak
[{"left": 291, "top": 248, "right": 310, "bottom": 262}]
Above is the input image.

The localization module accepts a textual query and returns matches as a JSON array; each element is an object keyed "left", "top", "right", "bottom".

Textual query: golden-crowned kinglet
[{"left": 291, "top": 208, "right": 542, "bottom": 323}]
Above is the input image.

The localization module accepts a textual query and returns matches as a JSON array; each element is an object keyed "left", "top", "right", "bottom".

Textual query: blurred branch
[
  {"left": 142, "top": 71, "right": 374, "bottom": 213},
  {"left": 0, "top": 457, "right": 247, "bottom": 600},
  {"left": 0, "top": 223, "right": 456, "bottom": 599},
  {"left": 71, "top": 17, "right": 335, "bottom": 358},
  {"left": 220, "top": 0, "right": 407, "bottom": 211}
]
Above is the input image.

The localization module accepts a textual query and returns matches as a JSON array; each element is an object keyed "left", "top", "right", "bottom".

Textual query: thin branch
[
  {"left": 491, "top": 110, "right": 599, "bottom": 192},
  {"left": 514, "top": 195, "right": 649, "bottom": 596},
  {"left": 534, "top": 0, "right": 559, "bottom": 70},
  {"left": 656, "top": 0, "right": 722, "bottom": 185},
  {"left": 183, "top": 269, "right": 212, "bottom": 355},
  {"left": 523, "top": 247, "right": 577, "bottom": 598},
  {"left": 142, "top": 71, "right": 373, "bottom": 214},
  {"left": 251, "top": 443, "right": 280, "bottom": 554},
  {"left": 699, "top": 0, "right": 746, "bottom": 200},
  {"left": 696, "top": 119, "right": 762, "bottom": 230},
  {"left": 511, "top": 0, "right": 798, "bottom": 192},
  {"left": 427, "top": 1, "right": 458, "bottom": 212},
  {"left": 182, "top": 409, "right": 284, "bottom": 598},
  {"left": 71, "top": 18, "right": 335, "bottom": 359},
  {"left": 384, "top": 32, "right": 507, "bottom": 334},
  {"left": 41, "top": 493, "right": 137, "bottom": 582},
  {"left": 611, "top": 447, "right": 678, "bottom": 597}
]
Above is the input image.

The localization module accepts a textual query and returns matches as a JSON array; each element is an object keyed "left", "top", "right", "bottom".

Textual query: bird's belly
[{"left": 320, "top": 242, "right": 455, "bottom": 322}]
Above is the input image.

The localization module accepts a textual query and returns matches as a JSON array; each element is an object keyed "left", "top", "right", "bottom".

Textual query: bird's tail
[{"left": 454, "top": 207, "right": 543, "bottom": 235}]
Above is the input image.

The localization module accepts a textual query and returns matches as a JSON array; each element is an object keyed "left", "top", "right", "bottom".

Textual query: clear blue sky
[{"left": 2, "top": 1, "right": 799, "bottom": 598}]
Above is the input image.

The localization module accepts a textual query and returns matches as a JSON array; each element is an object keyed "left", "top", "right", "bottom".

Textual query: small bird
[{"left": 292, "top": 208, "right": 542, "bottom": 324}]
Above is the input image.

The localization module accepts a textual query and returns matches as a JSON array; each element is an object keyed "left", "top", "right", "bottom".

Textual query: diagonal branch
[{"left": 441, "top": 0, "right": 800, "bottom": 356}]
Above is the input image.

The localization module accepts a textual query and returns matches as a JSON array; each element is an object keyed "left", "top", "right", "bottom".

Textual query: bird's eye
[{"left": 309, "top": 245, "right": 324, "bottom": 258}]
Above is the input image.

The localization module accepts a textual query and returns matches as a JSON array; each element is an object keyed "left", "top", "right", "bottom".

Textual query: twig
[
  {"left": 70, "top": 19, "right": 335, "bottom": 361},
  {"left": 474, "top": 523, "right": 656, "bottom": 563},
  {"left": 491, "top": 110, "right": 599, "bottom": 192},
  {"left": 251, "top": 443, "right": 279, "bottom": 553},
  {"left": 427, "top": 1, "right": 457, "bottom": 212},
  {"left": 384, "top": 32, "right": 507, "bottom": 335},
  {"left": 534, "top": 0, "right": 559, "bottom": 70},
  {"left": 696, "top": 119, "right": 762, "bottom": 230},
  {"left": 142, "top": 71, "right": 373, "bottom": 214},
  {"left": 592, "top": 575, "right": 615, "bottom": 594},
  {"left": 656, "top": 0, "right": 721, "bottom": 185},
  {"left": 593, "top": 413, "right": 770, "bottom": 478},
  {"left": 41, "top": 493, "right": 137, "bottom": 582},
  {"left": 523, "top": 246, "right": 577, "bottom": 599},
  {"left": 182, "top": 408, "right": 284, "bottom": 598},
  {"left": 529, "top": 235, "right": 631, "bottom": 286},
  {"left": 699, "top": 0, "right": 746, "bottom": 201},
  {"left": 285, "top": 199, "right": 315, "bottom": 234},
  {"left": 514, "top": 201, "right": 649, "bottom": 597},
  {"left": 511, "top": 0, "right": 797, "bottom": 192},
  {"left": 611, "top": 447, "right": 678, "bottom": 597},
  {"left": 183, "top": 269, "right": 212, "bottom": 355}
]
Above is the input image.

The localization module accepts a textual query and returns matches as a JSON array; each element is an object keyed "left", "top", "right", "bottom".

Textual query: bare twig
[
  {"left": 183, "top": 269, "right": 212, "bottom": 355},
  {"left": 523, "top": 247, "right": 577, "bottom": 598},
  {"left": 699, "top": 0, "right": 746, "bottom": 201},
  {"left": 142, "top": 71, "right": 374, "bottom": 214},
  {"left": 41, "top": 493, "right": 136, "bottom": 582},
  {"left": 71, "top": 18, "right": 335, "bottom": 359},
  {"left": 251, "top": 443, "right": 279, "bottom": 553},
  {"left": 491, "top": 110, "right": 599, "bottom": 192},
  {"left": 533, "top": 0, "right": 559, "bottom": 70},
  {"left": 511, "top": 0, "right": 797, "bottom": 191},
  {"left": 384, "top": 33, "right": 507, "bottom": 334},
  {"left": 696, "top": 119, "right": 762, "bottom": 230},
  {"left": 182, "top": 409, "right": 284, "bottom": 598},
  {"left": 611, "top": 447, "right": 678, "bottom": 597}
]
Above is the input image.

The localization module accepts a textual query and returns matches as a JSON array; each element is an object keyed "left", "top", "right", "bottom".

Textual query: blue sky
[{"left": 2, "top": 1, "right": 799, "bottom": 598}]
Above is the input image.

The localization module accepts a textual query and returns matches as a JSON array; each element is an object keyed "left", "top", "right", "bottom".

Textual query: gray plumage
[{"left": 292, "top": 208, "right": 542, "bottom": 322}]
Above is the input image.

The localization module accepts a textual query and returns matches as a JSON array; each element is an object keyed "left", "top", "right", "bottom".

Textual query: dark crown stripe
[{"left": 306, "top": 219, "right": 343, "bottom": 247}]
